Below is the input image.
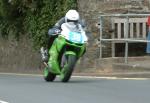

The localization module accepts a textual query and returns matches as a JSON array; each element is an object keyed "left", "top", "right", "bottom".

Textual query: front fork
[{"left": 48, "top": 37, "right": 66, "bottom": 74}]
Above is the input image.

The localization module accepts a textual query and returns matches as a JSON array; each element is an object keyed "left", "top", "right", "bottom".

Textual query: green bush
[{"left": 0, "top": 0, "right": 77, "bottom": 49}]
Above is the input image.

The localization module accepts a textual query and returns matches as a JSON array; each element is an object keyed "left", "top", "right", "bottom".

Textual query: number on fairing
[{"left": 69, "top": 32, "right": 83, "bottom": 43}]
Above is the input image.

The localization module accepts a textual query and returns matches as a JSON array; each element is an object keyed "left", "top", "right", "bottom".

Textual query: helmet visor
[{"left": 67, "top": 19, "right": 78, "bottom": 23}]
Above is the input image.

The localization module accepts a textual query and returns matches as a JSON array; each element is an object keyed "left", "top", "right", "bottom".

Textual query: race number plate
[{"left": 69, "top": 32, "right": 83, "bottom": 43}]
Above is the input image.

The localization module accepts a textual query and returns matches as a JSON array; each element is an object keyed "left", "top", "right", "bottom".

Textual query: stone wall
[
  {"left": 78, "top": 0, "right": 150, "bottom": 37},
  {"left": 78, "top": 0, "right": 150, "bottom": 58},
  {"left": 0, "top": 35, "right": 41, "bottom": 73}
]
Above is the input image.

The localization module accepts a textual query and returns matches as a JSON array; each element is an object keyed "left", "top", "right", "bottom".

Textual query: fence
[{"left": 99, "top": 14, "right": 150, "bottom": 63}]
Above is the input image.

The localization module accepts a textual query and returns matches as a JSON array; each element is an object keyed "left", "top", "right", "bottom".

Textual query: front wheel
[{"left": 60, "top": 54, "right": 77, "bottom": 82}]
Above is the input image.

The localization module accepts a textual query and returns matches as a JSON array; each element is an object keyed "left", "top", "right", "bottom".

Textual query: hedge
[{"left": 0, "top": 0, "right": 77, "bottom": 49}]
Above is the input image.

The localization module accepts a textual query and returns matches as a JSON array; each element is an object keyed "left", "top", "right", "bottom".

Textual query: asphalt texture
[{"left": 0, "top": 73, "right": 150, "bottom": 103}]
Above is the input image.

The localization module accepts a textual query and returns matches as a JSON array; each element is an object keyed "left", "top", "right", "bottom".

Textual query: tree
[{"left": 0, "top": 0, "right": 77, "bottom": 49}]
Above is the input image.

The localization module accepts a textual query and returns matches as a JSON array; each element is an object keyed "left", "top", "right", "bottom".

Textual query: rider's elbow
[{"left": 48, "top": 28, "right": 55, "bottom": 36}]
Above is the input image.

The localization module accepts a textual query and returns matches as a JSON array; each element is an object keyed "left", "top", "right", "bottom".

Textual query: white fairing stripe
[{"left": 61, "top": 23, "right": 88, "bottom": 43}]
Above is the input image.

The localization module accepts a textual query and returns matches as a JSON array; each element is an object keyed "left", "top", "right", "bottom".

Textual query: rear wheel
[
  {"left": 60, "top": 54, "right": 77, "bottom": 82},
  {"left": 44, "top": 67, "right": 56, "bottom": 82}
]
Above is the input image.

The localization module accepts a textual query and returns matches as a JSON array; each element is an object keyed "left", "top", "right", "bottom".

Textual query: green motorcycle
[{"left": 43, "top": 23, "right": 88, "bottom": 82}]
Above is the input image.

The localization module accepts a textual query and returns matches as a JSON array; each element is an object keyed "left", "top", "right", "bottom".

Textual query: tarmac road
[{"left": 0, "top": 73, "right": 150, "bottom": 103}]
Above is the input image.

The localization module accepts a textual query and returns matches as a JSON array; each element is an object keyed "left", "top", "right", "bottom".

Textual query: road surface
[{"left": 0, "top": 73, "right": 150, "bottom": 103}]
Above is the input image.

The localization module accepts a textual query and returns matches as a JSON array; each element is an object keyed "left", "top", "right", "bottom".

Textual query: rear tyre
[
  {"left": 44, "top": 67, "right": 56, "bottom": 82},
  {"left": 61, "top": 54, "right": 77, "bottom": 82}
]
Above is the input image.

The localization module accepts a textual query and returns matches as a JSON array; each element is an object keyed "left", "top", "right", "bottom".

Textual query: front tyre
[
  {"left": 44, "top": 67, "right": 56, "bottom": 82},
  {"left": 60, "top": 54, "right": 77, "bottom": 82}
]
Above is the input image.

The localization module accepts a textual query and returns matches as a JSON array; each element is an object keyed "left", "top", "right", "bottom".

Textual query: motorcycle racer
[
  {"left": 40, "top": 10, "right": 88, "bottom": 82},
  {"left": 41, "top": 9, "right": 87, "bottom": 62}
]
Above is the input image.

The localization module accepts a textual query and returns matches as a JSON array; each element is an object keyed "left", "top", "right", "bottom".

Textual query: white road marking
[
  {"left": 0, "top": 72, "right": 149, "bottom": 80},
  {"left": 0, "top": 100, "right": 9, "bottom": 103},
  {"left": 0, "top": 72, "right": 42, "bottom": 77},
  {"left": 72, "top": 76, "right": 149, "bottom": 80}
]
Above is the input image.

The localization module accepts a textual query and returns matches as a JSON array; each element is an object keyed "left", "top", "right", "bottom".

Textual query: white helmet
[{"left": 65, "top": 10, "right": 80, "bottom": 23}]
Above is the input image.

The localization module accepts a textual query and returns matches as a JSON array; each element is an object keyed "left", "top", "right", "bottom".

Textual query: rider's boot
[{"left": 40, "top": 47, "right": 48, "bottom": 63}]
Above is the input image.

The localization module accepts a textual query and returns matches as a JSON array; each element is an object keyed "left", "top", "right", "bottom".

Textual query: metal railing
[{"left": 99, "top": 14, "right": 150, "bottom": 63}]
